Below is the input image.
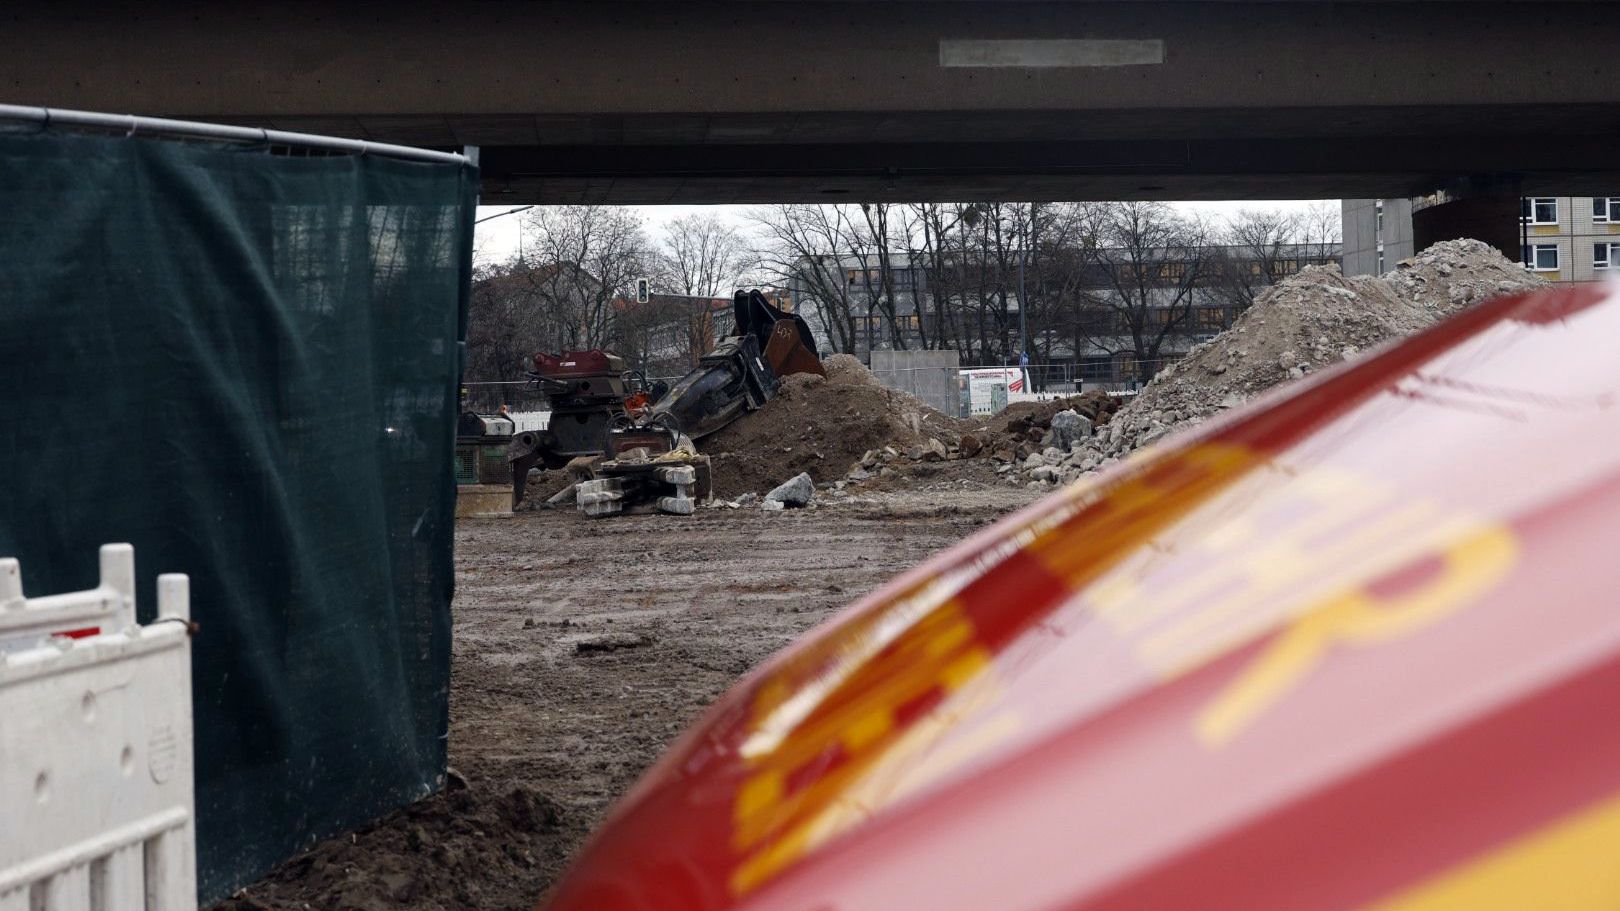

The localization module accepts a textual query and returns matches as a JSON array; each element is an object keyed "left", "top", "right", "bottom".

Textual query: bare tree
[
  {"left": 747, "top": 204, "right": 875, "bottom": 355},
  {"left": 1299, "top": 200, "right": 1344, "bottom": 261},
  {"left": 1023, "top": 202, "right": 1103, "bottom": 382},
  {"left": 1211, "top": 208, "right": 1302, "bottom": 308},
  {"left": 899, "top": 203, "right": 960, "bottom": 351},
  {"left": 518, "top": 206, "right": 652, "bottom": 351},
  {"left": 1080, "top": 202, "right": 1216, "bottom": 383},
  {"left": 854, "top": 202, "right": 909, "bottom": 351},
  {"left": 465, "top": 260, "right": 545, "bottom": 383},
  {"left": 656, "top": 213, "right": 754, "bottom": 298}
]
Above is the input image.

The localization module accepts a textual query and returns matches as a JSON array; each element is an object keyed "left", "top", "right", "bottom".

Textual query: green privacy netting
[{"left": 0, "top": 127, "right": 475, "bottom": 903}]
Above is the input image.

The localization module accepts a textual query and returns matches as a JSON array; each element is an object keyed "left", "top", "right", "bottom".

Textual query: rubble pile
[
  {"left": 829, "top": 391, "right": 1121, "bottom": 494},
  {"left": 1385, "top": 238, "right": 1549, "bottom": 312},
  {"left": 1011, "top": 241, "right": 1546, "bottom": 488},
  {"left": 700, "top": 354, "right": 962, "bottom": 498},
  {"left": 975, "top": 392, "right": 1123, "bottom": 461}
]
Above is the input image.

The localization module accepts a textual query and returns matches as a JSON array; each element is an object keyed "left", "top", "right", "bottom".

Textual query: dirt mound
[
  {"left": 701, "top": 354, "right": 962, "bottom": 497},
  {"left": 972, "top": 391, "right": 1123, "bottom": 456},
  {"left": 1013, "top": 240, "right": 1545, "bottom": 485},
  {"left": 216, "top": 779, "right": 564, "bottom": 911}
]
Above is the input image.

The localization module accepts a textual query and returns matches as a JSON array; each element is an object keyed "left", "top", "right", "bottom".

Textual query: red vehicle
[{"left": 542, "top": 281, "right": 1620, "bottom": 911}]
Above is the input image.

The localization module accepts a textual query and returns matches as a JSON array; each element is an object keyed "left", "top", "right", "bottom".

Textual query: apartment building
[
  {"left": 1516, "top": 196, "right": 1620, "bottom": 283},
  {"left": 1345, "top": 196, "right": 1620, "bottom": 282}
]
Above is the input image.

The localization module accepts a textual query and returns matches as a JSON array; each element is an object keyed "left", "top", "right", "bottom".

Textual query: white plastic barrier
[
  {"left": 0, "top": 544, "right": 196, "bottom": 911},
  {"left": 507, "top": 410, "right": 550, "bottom": 432}
]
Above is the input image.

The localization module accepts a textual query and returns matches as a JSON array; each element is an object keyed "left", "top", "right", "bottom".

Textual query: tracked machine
[{"left": 508, "top": 289, "right": 824, "bottom": 516}]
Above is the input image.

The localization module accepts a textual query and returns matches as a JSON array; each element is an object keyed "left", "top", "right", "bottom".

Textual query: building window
[
  {"left": 1521, "top": 198, "right": 1558, "bottom": 225},
  {"left": 1377, "top": 245, "right": 1385, "bottom": 273},
  {"left": 1194, "top": 307, "right": 1233, "bottom": 332},
  {"left": 1596, "top": 243, "right": 1619, "bottom": 270},
  {"left": 1595, "top": 198, "right": 1620, "bottom": 223},
  {"left": 1522, "top": 244, "right": 1559, "bottom": 271},
  {"left": 1375, "top": 200, "right": 1384, "bottom": 234}
]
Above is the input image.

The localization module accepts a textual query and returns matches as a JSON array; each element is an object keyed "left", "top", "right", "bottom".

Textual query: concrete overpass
[{"left": 6, "top": 2, "right": 1620, "bottom": 204}]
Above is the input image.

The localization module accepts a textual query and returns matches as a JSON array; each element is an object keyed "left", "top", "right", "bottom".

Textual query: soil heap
[
  {"left": 972, "top": 392, "right": 1123, "bottom": 461},
  {"left": 700, "top": 354, "right": 962, "bottom": 498},
  {"left": 215, "top": 778, "right": 564, "bottom": 911}
]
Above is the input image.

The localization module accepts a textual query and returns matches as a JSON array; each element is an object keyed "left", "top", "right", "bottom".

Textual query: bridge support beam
[{"left": 1412, "top": 183, "right": 1523, "bottom": 265}]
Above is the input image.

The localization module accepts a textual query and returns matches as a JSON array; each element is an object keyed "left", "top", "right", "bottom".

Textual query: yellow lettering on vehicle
[{"left": 1197, "top": 524, "right": 1517, "bottom": 746}]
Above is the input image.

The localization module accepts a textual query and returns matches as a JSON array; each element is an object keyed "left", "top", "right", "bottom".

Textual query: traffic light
[{"left": 636, "top": 278, "right": 650, "bottom": 303}]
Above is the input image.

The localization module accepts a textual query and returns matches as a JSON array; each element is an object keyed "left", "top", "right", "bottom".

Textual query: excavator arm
[{"left": 641, "top": 289, "right": 824, "bottom": 440}]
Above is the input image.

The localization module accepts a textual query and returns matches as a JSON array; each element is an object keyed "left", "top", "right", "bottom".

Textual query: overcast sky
[{"left": 474, "top": 200, "right": 1336, "bottom": 266}]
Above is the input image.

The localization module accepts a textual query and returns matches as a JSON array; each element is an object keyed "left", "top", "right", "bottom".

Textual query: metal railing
[
  {"left": 0, "top": 105, "right": 468, "bottom": 165},
  {"left": 461, "top": 381, "right": 551, "bottom": 415}
]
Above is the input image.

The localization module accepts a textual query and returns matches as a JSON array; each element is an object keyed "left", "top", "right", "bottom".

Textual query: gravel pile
[{"left": 1009, "top": 240, "right": 1546, "bottom": 488}]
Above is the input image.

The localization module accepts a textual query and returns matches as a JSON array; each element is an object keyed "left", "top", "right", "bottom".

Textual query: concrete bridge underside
[{"left": 6, "top": 1, "right": 1620, "bottom": 203}]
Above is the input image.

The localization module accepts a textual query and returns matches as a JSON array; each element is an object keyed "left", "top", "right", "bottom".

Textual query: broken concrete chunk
[
  {"left": 1048, "top": 409, "right": 1092, "bottom": 449},
  {"left": 652, "top": 465, "right": 697, "bottom": 485},
  {"left": 1137, "top": 428, "right": 1169, "bottom": 449},
  {"left": 657, "top": 495, "right": 695, "bottom": 515},
  {"left": 764, "top": 472, "right": 814, "bottom": 508},
  {"left": 576, "top": 477, "right": 625, "bottom": 518}
]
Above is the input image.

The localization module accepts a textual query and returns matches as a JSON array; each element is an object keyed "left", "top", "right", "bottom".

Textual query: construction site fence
[
  {"left": 0, "top": 124, "right": 476, "bottom": 903},
  {"left": 461, "top": 380, "right": 551, "bottom": 415}
]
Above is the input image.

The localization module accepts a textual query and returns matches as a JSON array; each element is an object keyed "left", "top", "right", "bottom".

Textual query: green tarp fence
[{"left": 0, "top": 126, "right": 475, "bottom": 903}]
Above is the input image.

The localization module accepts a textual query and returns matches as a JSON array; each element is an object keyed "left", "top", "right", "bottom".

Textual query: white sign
[{"left": 960, "top": 367, "right": 1028, "bottom": 415}]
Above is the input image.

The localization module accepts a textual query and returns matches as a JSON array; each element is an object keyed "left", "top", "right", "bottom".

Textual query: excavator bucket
[{"left": 735, "top": 289, "right": 825, "bottom": 379}]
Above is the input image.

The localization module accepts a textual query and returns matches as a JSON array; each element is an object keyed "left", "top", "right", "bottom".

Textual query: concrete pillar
[{"left": 1411, "top": 189, "right": 1521, "bottom": 262}]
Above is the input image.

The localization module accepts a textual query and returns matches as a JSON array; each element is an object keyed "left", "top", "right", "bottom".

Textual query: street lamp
[
  {"left": 1017, "top": 206, "right": 1032, "bottom": 385},
  {"left": 474, "top": 205, "right": 534, "bottom": 224}
]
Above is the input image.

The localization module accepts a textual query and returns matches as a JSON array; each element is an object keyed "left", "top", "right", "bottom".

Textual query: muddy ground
[{"left": 218, "top": 486, "right": 1039, "bottom": 911}]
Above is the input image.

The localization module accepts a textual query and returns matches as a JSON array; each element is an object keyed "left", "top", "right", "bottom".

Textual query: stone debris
[
  {"left": 1010, "top": 240, "right": 1545, "bottom": 488},
  {"left": 764, "top": 472, "right": 815, "bottom": 508},
  {"left": 1047, "top": 410, "right": 1093, "bottom": 450},
  {"left": 574, "top": 632, "right": 654, "bottom": 655}
]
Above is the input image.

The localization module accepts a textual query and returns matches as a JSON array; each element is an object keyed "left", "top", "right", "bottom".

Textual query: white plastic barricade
[{"left": 0, "top": 544, "right": 196, "bottom": 910}]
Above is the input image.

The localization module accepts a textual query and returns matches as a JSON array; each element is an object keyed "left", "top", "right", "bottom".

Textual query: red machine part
[
  {"left": 533, "top": 349, "right": 618, "bottom": 378},
  {"left": 541, "top": 283, "right": 1620, "bottom": 911}
]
